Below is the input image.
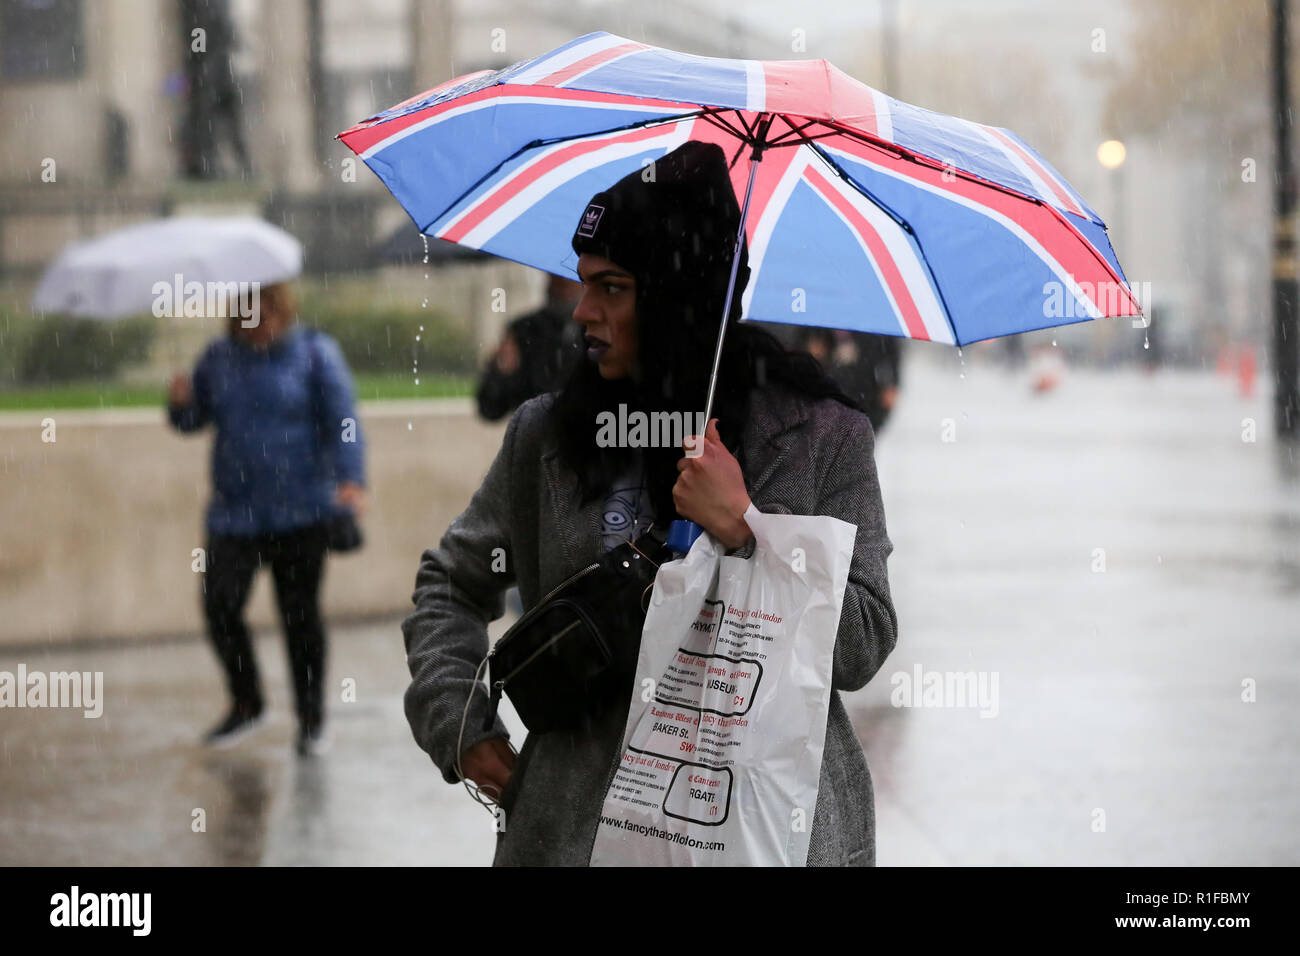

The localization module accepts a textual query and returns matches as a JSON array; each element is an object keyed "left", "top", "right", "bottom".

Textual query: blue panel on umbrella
[
  {"left": 443, "top": 141, "right": 690, "bottom": 277},
  {"left": 746, "top": 178, "right": 912, "bottom": 337},
  {"left": 365, "top": 100, "right": 687, "bottom": 233},
  {"left": 569, "top": 50, "right": 753, "bottom": 113},
  {"left": 827, "top": 150, "right": 1099, "bottom": 344}
]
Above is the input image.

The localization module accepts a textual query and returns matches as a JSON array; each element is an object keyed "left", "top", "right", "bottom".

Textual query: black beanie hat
[{"left": 570, "top": 140, "right": 750, "bottom": 315}]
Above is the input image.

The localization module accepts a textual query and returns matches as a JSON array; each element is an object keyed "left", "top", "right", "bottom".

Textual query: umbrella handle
[{"left": 667, "top": 519, "right": 704, "bottom": 556}]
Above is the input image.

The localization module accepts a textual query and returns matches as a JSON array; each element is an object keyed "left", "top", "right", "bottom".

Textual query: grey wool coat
[{"left": 401, "top": 381, "right": 899, "bottom": 866}]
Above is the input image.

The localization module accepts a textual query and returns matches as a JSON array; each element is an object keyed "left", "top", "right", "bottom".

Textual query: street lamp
[
  {"left": 1097, "top": 139, "right": 1127, "bottom": 170},
  {"left": 1098, "top": 139, "right": 1138, "bottom": 357},
  {"left": 1098, "top": 139, "right": 1128, "bottom": 284}
]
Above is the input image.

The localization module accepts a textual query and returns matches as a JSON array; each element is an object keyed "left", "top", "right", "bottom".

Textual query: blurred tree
[
  {"left": 15, "top": 316, "right": 155, "bottom": 385},
  {"left": 1102, "top": 0, "right": 1273, "bottom": 148},
  {"left": 846, "top": 29, "right": 1068, "bottom": 164},
  {"left": 1100, "top": 0, "right": 1278, "bottom": 356}
]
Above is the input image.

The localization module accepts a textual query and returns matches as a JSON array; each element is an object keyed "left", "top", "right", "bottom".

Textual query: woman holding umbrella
[{"left": 401, "top": 141, "right": 898, "bottom": 865}]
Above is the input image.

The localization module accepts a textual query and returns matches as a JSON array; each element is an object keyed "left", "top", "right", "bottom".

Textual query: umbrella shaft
[{"left": 702, "top": 143, "right": 762, "bottom": 427}]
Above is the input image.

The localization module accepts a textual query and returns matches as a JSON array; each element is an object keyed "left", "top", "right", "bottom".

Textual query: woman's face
[{"left": 573, "top": 253, "right": 638, "bottom": 380}]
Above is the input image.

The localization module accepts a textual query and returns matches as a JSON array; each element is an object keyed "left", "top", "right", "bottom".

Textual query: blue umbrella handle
[{"left": 667, "top": 519, "right": 705, "bottom": 556}]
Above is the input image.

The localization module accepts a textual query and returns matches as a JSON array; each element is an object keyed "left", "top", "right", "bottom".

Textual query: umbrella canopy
[
  {"left": 33, "top": 217, "right": 302, "bottom": 320},
  {"left": 340, "top": 31, "right": 1141, "bottom": 349}
]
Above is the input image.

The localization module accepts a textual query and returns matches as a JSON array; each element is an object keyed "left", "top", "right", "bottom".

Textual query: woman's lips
[{"left": 585, "top": 335, "right": 610, "bottom": 361}]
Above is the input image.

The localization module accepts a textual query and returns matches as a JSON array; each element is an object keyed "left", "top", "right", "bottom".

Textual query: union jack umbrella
[{"left": 339, "top": 31, "right": 1141, "bottom": 415}]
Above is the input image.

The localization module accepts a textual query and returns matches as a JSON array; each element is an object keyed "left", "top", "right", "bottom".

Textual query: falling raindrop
[
  {"left": 407, "top": 422, "right": 413, "bottom": 431},
  {"left": 414, "top": 260, "right": 430, "bottom": 389},
  {"left": 1051, "top": 339, "right": 1057, "bottom": 347}
]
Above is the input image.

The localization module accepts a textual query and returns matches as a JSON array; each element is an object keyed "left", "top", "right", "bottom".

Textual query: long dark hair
[{"left": 553, "top": 256, "right": 858, "bottom": 525}]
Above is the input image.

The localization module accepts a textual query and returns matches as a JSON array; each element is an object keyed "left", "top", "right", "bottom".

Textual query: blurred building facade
[
  {"left": 0, "top": 0, "right": 1264, "bottom": 368},
  {"left": 0, "top": 0, "right": 773, "bottom": 279}
]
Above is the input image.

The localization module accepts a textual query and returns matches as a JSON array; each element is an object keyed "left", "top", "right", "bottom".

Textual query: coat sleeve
[
  {"left": 167, "top": 348, "right": 213, "bottom": 433},
  {"left": 310, "top": 333, "right": 366, "bottom": 486},
  {"left": 813, "top": 410, "right": 899, "bottom": 692},
  {"left": 400, "top": 402, "right": 527, "bottom": 784}
]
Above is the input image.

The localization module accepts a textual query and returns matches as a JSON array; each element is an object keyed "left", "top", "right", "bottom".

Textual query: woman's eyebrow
[{"left": 578, "top": 268, "right": 633, "bottom": 283}]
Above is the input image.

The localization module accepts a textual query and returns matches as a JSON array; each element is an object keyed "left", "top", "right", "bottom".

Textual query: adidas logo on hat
[{"left": 576, "top": 202, "right": 605, "bottom": 238}]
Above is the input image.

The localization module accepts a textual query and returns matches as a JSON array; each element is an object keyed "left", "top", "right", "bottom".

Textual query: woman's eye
[{"left": 604, "top": 284, "right": 622, "bottom": 296}]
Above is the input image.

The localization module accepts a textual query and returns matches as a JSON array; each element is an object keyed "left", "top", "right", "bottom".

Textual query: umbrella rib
[
  {"left": 822, "top": 119, "right": 1132, "bottom": 303},
  {"left": 819, "top": 118, "right": 1060, "bottom": 207},
  {"left": 764, "top": 117, "right": 823, "bottom": 148},
  {"left": 698, "top": 109, "right": 753, "bottom": 144}
]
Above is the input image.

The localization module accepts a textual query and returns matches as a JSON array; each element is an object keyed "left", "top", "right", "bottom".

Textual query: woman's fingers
[
  {"left": 488, "top": 736, "right": 517, "bottom": 772},
  {"left": 463, "top": 737, "right": 514, "bottom": 794}
]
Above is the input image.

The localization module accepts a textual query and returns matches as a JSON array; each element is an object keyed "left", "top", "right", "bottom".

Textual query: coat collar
[
  {"left": 738, "top": 382, "right": 808, "bottom": 503},
  {"left": 538, "top": 384, "right": 810, "bottom": 570}
]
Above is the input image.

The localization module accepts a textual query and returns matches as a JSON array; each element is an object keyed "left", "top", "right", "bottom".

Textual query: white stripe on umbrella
[
  {"left": 435, "top": 122, "right": 694, "bottom": 247},
  {"left": 739, "top": 141, "right": 806, "bottom": 319},
  {"left": 802, "top": 159, "right": 953, "bottom": 344},
  {"left": 360, "top": 92, "right": 692, "bottom": 160},
  {"left": 744, "top": 60, "right": 767, "bottom": 112},
  {"left": 511, "top": 33, "right": 634, "bottom": 85},
  {"left": 550, "top": 43, "right": 649, "bottom": 89},
  {"left": 869, "top": 89, "right": 894, "bottom": 144},
  {"left": 964, "top": 120, "right": 1087, "bottom": 219}
]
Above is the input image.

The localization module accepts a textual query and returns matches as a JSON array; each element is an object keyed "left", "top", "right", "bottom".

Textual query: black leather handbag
[
  {"left": 484, "top": 528, "right": 669, "bottom": 734},
  {"left": 325, "top": 508, "right": 364, "bottom": 552}
]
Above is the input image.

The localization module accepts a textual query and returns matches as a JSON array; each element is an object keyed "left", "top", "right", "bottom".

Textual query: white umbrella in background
[{"left": 32, "top": 217, "right": 302, "bottom": 320}]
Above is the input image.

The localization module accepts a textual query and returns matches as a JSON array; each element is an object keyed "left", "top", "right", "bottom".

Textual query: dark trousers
[{"left": 201, "top": 523, "right": 329, "bottom": 729}]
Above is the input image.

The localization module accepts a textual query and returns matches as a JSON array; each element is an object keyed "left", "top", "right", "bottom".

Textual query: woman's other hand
[
  {"left": 674, "top": 418, "right": 754, "bottom": 550},
  {"left": 460, "top": 736, "right": 516, "bottom": 800},
  {"left": 168, "top": 373, "right": 193, "bottom": 407},
  {"left": 334, "top": 481, "right": 367, "bottom": 515}
]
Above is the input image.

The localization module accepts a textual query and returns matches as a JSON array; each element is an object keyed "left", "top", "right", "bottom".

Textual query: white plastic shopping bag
[{"left": 591, "top": 506, "right": 857, "bottom": 866}]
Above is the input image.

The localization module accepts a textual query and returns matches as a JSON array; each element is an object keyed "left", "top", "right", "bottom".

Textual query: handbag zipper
[
  {"left": 486, "top": 542, "right": 655, "bottom": 734},
  {"left": 495, "top": 616, "right": 584, "bottom": 686},
  {"left": 487, "top": 562, "right": 601, "bottom": 697},
  {"left": 505, "top": 562, "right": 600, "bottom": 634}
]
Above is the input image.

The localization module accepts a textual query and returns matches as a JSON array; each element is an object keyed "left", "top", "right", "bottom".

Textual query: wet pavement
[{"left": 2, "top": 352, "right": 1297, "bottom": 865}]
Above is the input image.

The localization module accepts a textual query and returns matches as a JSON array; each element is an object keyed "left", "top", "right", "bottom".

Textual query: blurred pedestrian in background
[
  {"left": 475, "top": 274, "right": 583, "bottom": 421},
  {"left": 167, "top": 282, "right": 366, "bottom": 755},
  {"left": 179, "top": 0, "right": 251, "bottom": 179},
  {"left": 794, "top": 327, "right": 902, "bottom": 434}
]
